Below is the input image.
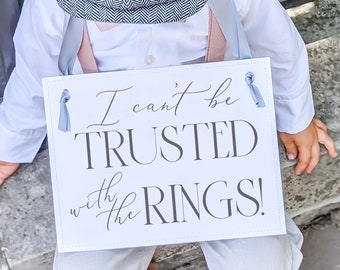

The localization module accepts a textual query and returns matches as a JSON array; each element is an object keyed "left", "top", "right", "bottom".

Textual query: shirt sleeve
[
  {"left": 0, "top": 0, "right": 64, "bottom": 162},
  {"left": 234, "top": 0, "right": 315, "bottom": 134}
]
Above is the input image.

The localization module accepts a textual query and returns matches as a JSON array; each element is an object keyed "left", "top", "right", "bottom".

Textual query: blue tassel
[
  {"left": 245, "top": 72, "right": 266, "bottom": 108},
  {"left": 58, "top": 89, "right": 71, "bottom": 132}
]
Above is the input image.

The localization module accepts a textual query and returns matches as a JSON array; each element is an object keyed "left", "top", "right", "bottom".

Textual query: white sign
[{"left": 43, "top": 58, "right": 286, "bottom": 253}]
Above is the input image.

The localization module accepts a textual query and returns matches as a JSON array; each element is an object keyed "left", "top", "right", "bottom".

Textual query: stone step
[
  {"left": 286, "top": 0, "right": 340, "bottom": 44},
  {"left": 0, "top": 1, "right": 339, "bottom": 269}
]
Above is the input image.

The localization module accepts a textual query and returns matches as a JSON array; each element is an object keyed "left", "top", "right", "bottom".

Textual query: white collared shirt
[{"left": 0, "top": 0, "right": 314, "bottom": 162}]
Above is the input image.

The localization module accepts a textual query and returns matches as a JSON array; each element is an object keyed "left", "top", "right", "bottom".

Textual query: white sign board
[{"left": 43, "top": 58, "right": 286, "bottom": 253}]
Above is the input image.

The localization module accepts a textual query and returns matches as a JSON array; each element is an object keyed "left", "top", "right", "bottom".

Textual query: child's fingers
[
  {"left": 279, "top": 133, "right": 298, "bottom": 161},
  {"left": 147, "top": 262, "right": 159, "bottom": 270},
  {"left": 0, "top": 161, "right": 20, "bottom": 186},
  {"left": 313, "top": 118, "right": 327, "bottom": 131},
  {"left": 0, "top": 168, "right": 7, "bottom": 185},
  {"left": 279, "top": 118, "right": 336, "bottom": 175},
  {"left": 294, "top": 145, "right": 312, "bottom": 175},
  {"left": 319, "top": 132, "right": 337, "bottom": 158},
  {"left": 304, "top": 141, "right": 321, "bottom": 174},
  {"left": 315, "top": 123, "right": 337, "bottom": 158}
]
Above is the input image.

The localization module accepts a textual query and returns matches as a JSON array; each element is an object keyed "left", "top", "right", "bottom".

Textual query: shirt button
[{"left": 145, "top": 54, "right": 155, "bottom": 65}]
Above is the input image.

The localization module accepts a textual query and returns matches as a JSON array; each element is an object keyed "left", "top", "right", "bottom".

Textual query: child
[{"left": 0, "top": 0, "right": 337, "bottom": 269}]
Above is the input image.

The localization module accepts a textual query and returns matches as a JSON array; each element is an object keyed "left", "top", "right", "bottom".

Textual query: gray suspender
[
  {"left": 58, "top": 15, "right": 84, "bottom": 75},
  {"left": 58, "top": 0, "right": 252, "bottom": 76}
]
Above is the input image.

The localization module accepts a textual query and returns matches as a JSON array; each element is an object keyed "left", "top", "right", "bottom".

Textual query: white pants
[{"left": 53, "top": 214, "right": 303, "bottom": 270}]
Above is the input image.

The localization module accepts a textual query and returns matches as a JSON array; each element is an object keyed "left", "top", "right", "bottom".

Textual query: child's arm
[
  {"left": 279, "top": 118, "right": 337, "bottom": 175},
  {"left": 237, "top": 0, "right": 315, "bottom": 135},
  {"left": 236, "top": 0, "right": 337, "bottom": 174},
  {"left": 0, "top": 0, "right": 63, "bottom": 187},
  {"left": 0, "top": 162, "right": 20, "bottom": 185}
]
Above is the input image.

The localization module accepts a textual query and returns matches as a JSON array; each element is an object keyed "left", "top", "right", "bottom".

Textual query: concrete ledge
[
  {"left": 284, "top": 33, "right": 340, "bottom": 224},
  {"left": 287, "top": 1, "right": 340, "bottom": 44},
  {"left": 0, "top": 150, "right": 55, "bottom": 270}
]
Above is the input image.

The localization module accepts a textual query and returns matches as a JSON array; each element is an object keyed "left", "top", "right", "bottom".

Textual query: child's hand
[
  {"left": 279, "top": 118, "right": 337, "bottom": 175},
  {"left": 0, "top": 161, "right": 20, "bottom": 186}
]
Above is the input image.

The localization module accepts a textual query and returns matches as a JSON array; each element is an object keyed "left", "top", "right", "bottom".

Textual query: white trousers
[{"left": 53, "top": 214, "right": 303, "bottom": 270}]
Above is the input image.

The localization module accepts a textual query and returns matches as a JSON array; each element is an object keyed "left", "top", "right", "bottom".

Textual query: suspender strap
[
  {"left": 58, "top": 15, "right": 84, "bottom": 75},
  {"left": 78, "top": 23, "right": 99, "bottom": 73},
  {"left": 208, "top": 0, "right": 252, "bottom": 60},
  {"left": 205, "top": 9, "right": 226, "bottom": 63}
]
